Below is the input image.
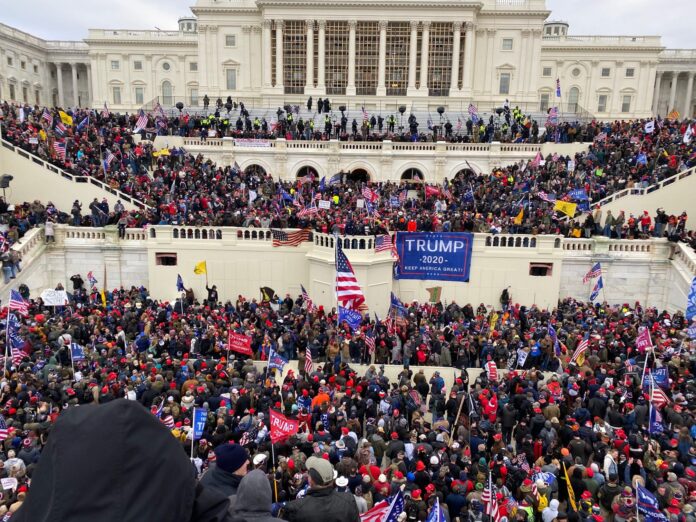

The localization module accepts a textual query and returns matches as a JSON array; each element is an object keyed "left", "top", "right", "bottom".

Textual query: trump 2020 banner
[{"left": 394, "top": 232, "right": 474, "bottom": 282}]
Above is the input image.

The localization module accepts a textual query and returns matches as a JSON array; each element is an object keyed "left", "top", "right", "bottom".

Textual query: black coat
[
  {"left": 283, "top": 486, "right": 360, "bottom": 522},
  {"left": 13, "top": 399, "right": 232, "bottom": 522}
]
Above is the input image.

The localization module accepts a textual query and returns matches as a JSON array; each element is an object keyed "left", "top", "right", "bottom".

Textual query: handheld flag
[
  {"left": 192, "top": 408, "right": 207, "bottom": 441},
  {"left": 176, "top": 274, "right": 185, "bottom": 292},
  {"left": 513, "top": 207, "right": 524, "bottom": 225},
  {"left": 335, "top": 241, "right": 365, "bottom": 310},
  {"left": 426, "top": 497, "right": 446, "bottom": 522},
  {"left": 589, "top": 276, "right": 603, "bottom": 301},
  {"left": 9, "top": 290, "right": 29, "bottom": 316},
  {"left": 686, "top": 276, "right": 696, "bottom": 322},
  {"left": 269, "top": 409, "right": 299, "bottom": 443},
  {"left": 563, "top": 462, "right": 577, "bottom": 512},
  {"left": 58, "top": 110, "right": 73, "bottom": 126},
  {"left": 268, "top": 348, "right": 288, "bottom": 372},
  {"left": 338, "top": 306, "right": 363, "bottom": 331},
  {"left": 87, "top": 271, "right": 98, "bottom": 288},
  {"left": 193, "top": 261, "right": 207, "bottom": 275},
  {"left": 426, "top": 286, "right": 442, "bottom": 303},
  {"left": 260, "top": 286, "right": 276, "bottom": 302},
  {"left": 554, "top": 200, "right": 577, "bottom": 218},
  {"left": 70, "top": 343, "right": 86, "bottom": 362},
  {"left": 637, "top": 485, "right": 669, "bottom": 522},
  {"left": 556, "top": 78, "right": 561, "bottom": 98},
  {"left": 582, "top": 262, "right": 602, "bottom": 284}
]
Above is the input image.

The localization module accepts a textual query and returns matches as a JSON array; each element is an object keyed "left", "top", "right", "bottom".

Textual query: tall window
[
  {"left": 597, "top": 94, "right": 608, "bottom": 112},
  {"left": 134, "top": 60, "right": 143, "bottom": 71},
  {"left": 428, "top": 22, "right": 454, "bottom": 97},
  {"left": 621, "top": 95, "right": 631, "bottom": 113},
  {"left": 501, "top": 38, "right": 513, "bottom": 51},
  {"left": 22, "top": 87, "right": 28, "bottom": 102},
  {"left": 568, "top": 86, "right": 580, "bottom": 112},
  {"left": 355, "top": 22, "right": 379, "bottom": 96},
  {"left": 135, "top": 87, "right": 144, "bottom": 105},
  {"left": 325, "top": 21, "right": 349, "bottom": 95},
  {"left": 499, "top": 73, "right": 510, "bottom": 95},
  {"left": 35, "top": 89, "right": 40, "bottom": 105},
  {"left": 112, "top": 86, "right": 121, "bottom": 105},
  {"left": 226, "top": 70, "right": 237, "bottom": 90},
  {"left": 190, "top": 88, "right": 199, "bottom": 106},
  {"left": 9, "top": 84, "right": 15, "bottom": 100},
  {"left": 283, "top": 20, "right": 306, "bottom": 95},
  {"left": 385, "top": 22, "right": 409, "bottom": 96},
  {"left": 162, "top": 81, "right": 173, "bottom": 105},
  {"left": 539, "top": 93, "right": 550, "bottom": 112}
]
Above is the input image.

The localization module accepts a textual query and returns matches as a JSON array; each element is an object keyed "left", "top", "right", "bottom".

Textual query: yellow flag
[
  {"left": 100, "top": 289, "right": 107, "bottom": 307},
  {"left": 58, "top": 111, "right": 73, "bottom": 126},
  {"left": 39, "top": 129, "right": 47, "bottom": 141},
  {"left": 513, "top": 207, "right": 524, "bottom": 225},
  {"left": 563, "top": 462, "right": 577, "bottom": 511},
  {"left": 554, "top": 200, "right": 577, "bottom": 218},
  {"left": 489, "top": 312, "right": 499, "bottom": 332},
  {"left": 193, "top": 261, "right": 207, "bottom": 275},
  {"left": 153, "top": 149, "right": 170, "bottom": 157}
]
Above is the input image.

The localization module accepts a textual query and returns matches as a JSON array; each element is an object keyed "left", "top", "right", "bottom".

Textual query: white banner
[
  {"left": 356, "top": 199, "right": 365, "bottom": 208},
  {"left": 40, "top": 289, "right": 69, "bottom": 306},
  {"left": 318, "top": 200, "right": 331, "bottom": 209},
  {"left": 517, "top": 348, "right": 529, "bottom": 368},
  {"left": 233, "top": 139, "right": 272, "bottom": 148},
  {"left": 1, "top": 478, "right": 17, "bottom": 491}
]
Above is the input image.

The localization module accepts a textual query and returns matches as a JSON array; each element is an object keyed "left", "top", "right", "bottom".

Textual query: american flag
[
  {"left": 570, "top": 335, "right": 589, "bottom": 366},
  {"left": 9, "top": 290, "right": 29, "bottom": 316},
  {"left": 304, "top": 347, "right": 313, "bottom": 375},
  {"left": 271, "top": 229, "right": 311, "bottom": 247},
  {"left": 537, "top": 191, "right": 555, "bottom": 203},
  {"left": 87, "top": 271, "right": 98, "bottom": 288},
  {"left": 161, "top": 415, "right": 175, "bottom": 429},
  {"left": 134, "top": 109, "right": 148, "bottom": 132},
  {"left": 582, "top": 262, "right": 602, "bottom": 284},
  {"left": 384, "top": 314, "right": 395, "bottom": 335},
  {"left": 481, "top": 473, "right": 502, "bottom": 522},
  {"left": 11, "top": 346, "right": 25, "bottom": 366},
  {"left": 42, "top": 108, "right": 53, "bottom": 126},
  {"left": 455, "top": 118, "right": 462, "bottom": 132},
  {"left": 486, "top": 360, "right": 498, "bottom": 382},
  {"left": 468, "top": 103, "right": 479, "bottom": 123},
  {"left": 650, "top": 386, "right": 670, "bottom": 409},
  {"left": 335, "top": 241, "right": 365, "bottom": 310},
  {"left": 365, "top": 328, "right": 376, "bottom": 354},
  {"left": 362, "top": 186, "right": 379, "bottom": 203},
  {"left": 594, "top": 132, "right": 607, "bottom": 142},
  {"left": 151, "top": 402, "right": 163, "bottom": 419},
  {"left": 514, "top": 453, "right": 531, "bottom": 474},
  {"left": 54, "top": 121, "right": 67, "bottom": 137},
  {"left": 301, "top": 284, "right": 316, "bottom": 313},
  {"left": 360, "top": 491, "right": 404, "bottom": 522},
  {"left": 0, "top": 416, "right": 8, "bottom": 441},
  {"left": 104, "top": 150, "right": 116, "bottom": 165},
  {"left": 297, "top": 204, "right": 319, "bottom": 218},
  {"left": 361, "top": 106, "right": 369, "bottom": 121},
  {"left": 101, "top": 102, "right": 110, "bottom": 118},
  {"left": 375, "top": 234, "right": 393, "bottom": 253},
  {"left": 53, "top": 141, "right": 67, "bottom": 161}
]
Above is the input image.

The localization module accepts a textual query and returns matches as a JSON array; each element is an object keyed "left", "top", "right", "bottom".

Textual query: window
[
  {"left": 542, "top": 67, "right": 552, "bottom": 77},
  {"left": 626, "top": 67, "right": 635, "bottom": 78},
  {"left": 225, "top": 35, "right": 236, "bottom": 47},
  {"left": 539, "top": 93, "right": 550, "bottom": 112},
  {"left": 597, "top": 94, "right": 608, "bottom": 112},
  {"left": 502, "top": 38, "right": 513, "bottom": 51},
  {"left": 601, "top": 67, "right": 610, "bottom": 77},
  {"left": 162, "top": 62, "right": 170, "bottom": 71},
  {"left": 33, "top": 64, "right": 38, "bottom": 74},
  {"left": 545, "top": 27, "right": 551, "bottom": 35},
  {"left": 155, "top": 253, "right": 178, "bottom": 266},
  {"left": 35, "top": 89, "right": 40, "bottom": 105},
  {"left": 226, "top": 69, "right": 237, "bottom": 90},
  {"left": 9, "top": 84, "right": 15, "bottom": 100},
  {"left": 499, "top": 73, "right": 511, "bottom": 95},
  {"left": 190, "top": 88, "right": 199, "bottom": 106},
  {"left": 621, "top": 95, "right": 631, "bottom": 113},
  {"left": 134, "top": 60, "right": 143, "bottom": 71},
  {"left": 111, "top": 60, "right": 120, "bottom": 70},
  {"left": 572, "top": 68, "right": 581, "bottom": 77},
  {"left": 112, "top": 86, "right": 121, "bottom": 105},
  {"left": 6, "top": 57, "right": 12, "bottom": 66},
  {"left": 162, "top": 81, "right": 173, "bottom": 105},
  {"left": 554, "top": 27, "right": 559, "bottom": 35},
  {"left": 135, "top": 87, "right": 144, "bottom": 105},
  {"left": 568, "top": 86, "right": 580, "bottom": 112},
  {"left": 20, "top": 61, "right": 26, "bottom": 70},
  {"left": 190, "top": 62, "right": 198, "bottom": 72},
  {"left": 22, "top": 87, "right": 28, "bottom": 102},
  {"left": 326, "top": 21, "right": 349, "bottom": 95},
  {"left": 529, "top": 263, "right": 553, "bottom": 277}
]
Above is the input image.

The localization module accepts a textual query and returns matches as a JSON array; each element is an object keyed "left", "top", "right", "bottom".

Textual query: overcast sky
[{"left": 2, "top": 0, "right": 694, "bottom": 48}]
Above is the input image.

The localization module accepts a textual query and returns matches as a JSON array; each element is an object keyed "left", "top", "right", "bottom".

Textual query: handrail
[
  {"left": 594, "top": 165, "right": 696, "bottom": 207},
  {"left": 0, "top": 139, "right": 150, "bottom": 209}
]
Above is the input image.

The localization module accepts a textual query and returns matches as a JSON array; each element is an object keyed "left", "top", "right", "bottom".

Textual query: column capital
[
  {"left": 209, "top": 26, "right": 218, "bottom": 34},
  {"left": 262, "top": 19, "right": 272, "bottom": 29},
  {"left": 275, "top": 20, "right": 284, "bottom": 30},
  {"left": 486, "top": 28, "right": 496, "bottom": 35},
  {"left": 348, "top": 19, "right": 357, "bottom": 29},
  {"left": 521, "top": 28, "right": 531, "bottom": 36},
  {"left": 198, "top": 23, "right": 209, "bottom": 32},
  {"left": 378, "top": 20, "right": 388, "bottom": 31},
  {"left": 306, "top": 19, "right": 315, "bottom": 30},
  {"left": 410, "top": 21, "right": 420, "bottom": 30},
  {"left": 242, "top": 25, "right": 252, "bottom": 34},
  {"left": 316, "top": 19, "right": 326, "bottom": 30},
  {"left": 452, "top": 21, "right": 462, "bottom": 32},
  {"left": 475, "top": 28, "right": 485, "bottom": 37},
  {"left": 252, "top": 25, "right": 262, "bottom": 34},
  {"left": 421, "top": 21, "right": 431, "bottom": 30},
  {"left": 655, "top": 70, "right": 664, "bottom": 77},
  {"left": 464, "top": 21, "right": 475, "bottom": 31},
  {"left": 531, "top": 28, "right": 543, "bottom": 36}
]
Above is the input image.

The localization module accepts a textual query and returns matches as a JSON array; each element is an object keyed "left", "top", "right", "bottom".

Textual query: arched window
[
  {"left": 400, "top": 168, "right": 425, "bottom": 182},
  {"left": 568, "top": 87, "right": 580, "bottom": 112},
  {"left": 162, "top": 81, "right": 173, "bottom": 106}
]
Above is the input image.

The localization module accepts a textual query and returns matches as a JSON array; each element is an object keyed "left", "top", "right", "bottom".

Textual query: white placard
[
  {"left": 356, "top": 199, "right": 365, "bottom": 208},
  {"left": 1, "top": 478, "right": 17, "bottom": 491},
  {"left": 318, "top": 200, "right": 331, "bottom": 209},
  {"left": 40, "top": 289, "right": 69, "bottom": 306}
]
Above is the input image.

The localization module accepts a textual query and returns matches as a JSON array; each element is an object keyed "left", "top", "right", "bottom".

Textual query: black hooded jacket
[{"left": 13, "top": 399, "right": 232, "bottom": 522}]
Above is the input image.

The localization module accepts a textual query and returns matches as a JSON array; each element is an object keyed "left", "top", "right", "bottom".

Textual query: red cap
[
  {"left": 391, "top": 432, "right": 398, "bottom": 440},
  {"left": 416, "top": 461, "right": 425, "bottom": 471}
]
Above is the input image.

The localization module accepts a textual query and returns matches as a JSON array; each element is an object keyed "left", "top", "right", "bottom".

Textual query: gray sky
[{"left": 2, "top": 0, "right": 695, "bottom": 48}]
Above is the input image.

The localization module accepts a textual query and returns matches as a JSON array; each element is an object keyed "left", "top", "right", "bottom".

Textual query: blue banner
[
  {"left": 268, "top": 348, "right": 288, "bottom": 371},
  {"left": 192, "top": 408, "right": 207, "bottom": 440},
  {"left": 338, "top": 306, "right": 363, "bottom": 331},
  {"left": 394, "top": 232, "right": 473, "bottom": 282},
  {"left": 687, "top": 276, "right": 696, "bottom": 322}
]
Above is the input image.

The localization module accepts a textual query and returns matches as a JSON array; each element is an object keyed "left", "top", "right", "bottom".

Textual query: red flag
[
  {"left": 228, "top": 331, "right": 253, "bottom": 356},
  {"left": 424, "top": 185, "right": 441, "bottom": 198},
  {"left": 635, "top": 328, "right": 653, "bottom": 354},
  {"left": 269, "top": 409, "right": 299, "bottom": 443},
  {"left": 486, "top": 361, "right": 498, "bottom": 382}
]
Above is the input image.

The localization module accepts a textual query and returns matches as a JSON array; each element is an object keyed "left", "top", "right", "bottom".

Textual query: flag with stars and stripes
[
  {"left": 101, "top": 102, "right": 110, "bottom": 118},
  {"left": 481, "top": 472, "right": 502, "bottom": 522},
  {"left": 570, "top": 334, "right": 589, "bottom": 366},
  {"left": 42, "top": 108, "right": 53, "bottom": 126},
  {"left": 583, "top": 262, "right": 602, "bottom": 284},
  {"left": 468, "top": 103, "right": 479, "bottom": 123},
  {"left": 297, "top": 203, "right": 319, "bottom": 218},
  {"left": 9, "top": 290, "right": 29, "bottom": 316},
  {"left": 365, "top": 327, "right": 376, "bottom": 354},
  {"left": 54, "top": 121, "right": 67, "bottom": 137},
  {"left": 270, "top": 229, "right": 311, "bottom": 247},
  {"left": 360, "top": 490, "right": 404, "bottom": 522},
  {"left": 301, "top": 284, "right": 316, "bottom": 313},
  {"left": 53, "top": 140, "right": 67, "bottom": 161},
  {"left": 335, "top": 241, "right": 365, "bottom": 310},
  {"left": 134, "top": 109, "right": 149, "bottom": 132},
  {"left": 304, "top": 347, "right": 313, "bottom": 375},
  {"left": 362, "top": 186, "right": 379, "bottom": 203}
]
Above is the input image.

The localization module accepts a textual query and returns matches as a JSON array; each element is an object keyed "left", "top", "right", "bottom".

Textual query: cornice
[
  {"left": 541, "top": 44, "right": 664, "bottom": 53},
  {"left": 256, "top": 0, "right": 484, "bottom": 9},
  {"left": 84, "top": 38, "right": 198, "bottom": 48}
]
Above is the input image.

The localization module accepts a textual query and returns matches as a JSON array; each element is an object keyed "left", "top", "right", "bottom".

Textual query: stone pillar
[
  {"left": 242, "top": 26, "right": 253, "bottom": 91},
  {"left": 305, "top": 20, "right": 314, "bottom": 92},
  {"left": 668, "top": 72, "right": 678, "bottom": 113},
  {"left": 461, "top": 23, "right": 476, "bottom": 96},
  {"left": 70, "top": 62, "right": 79, "bottom": 107},
  {"left": 684, "top": 72, "right": 695, "bottom": 118},
  {"left": 275, "top": 21, "right": 284, "bottom": 90},
  {"left": 449, "top": 22, "right": 462, "bottom": 94},
  {"left": 484, "top": 29, "right": 495, "bottom": 94},
  {"left": 652, "top": 71, "right": 662, "bottom": 115},
  {"left": 346, "top": 20, "right": 357, "bottom": 96},
  {"left": 419, "top": 21, "right": 430, "bottom": 93},
  {"left": 518, "top": 30, "right": 529, "bottom": 98},
  {"left": 611, "top": 61, "right": 623, "bottom": 114},
  {"left": 317, "top": 20, "right": 326, "bottom": 92},
  {"left": 85, "top": 65, "right": 93, "bottom": 106},
  {"left": 407, "top": 21, "right": 419, "bottom": 95},
  {"left": 262, "top": 20, "right": 273, "bottom": 88},
  {"left": 209, "top": 26, "right": 219, "bottom": 91},
  {"left": 56, "top": 63, "right": 64, "bottom": 107},
  {"left": 376, "top": 21, "right": 388, "bottom": 96}
]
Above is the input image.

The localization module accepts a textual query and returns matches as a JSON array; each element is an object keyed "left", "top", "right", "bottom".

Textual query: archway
[
  {"left": 296, "top": 165, "right": 318, "bottom": 179},
  {"left": 453, "top": 168, "right": 477, "bottom": 181},
  {"left": 400, "top": 168, "right": 425, "bottom": 183},
  {"left": 346, "top": 168, "right": 370, "bottom": 183},
  {"left": 244, "top": 164, "right": 267, "bottom": 177}
]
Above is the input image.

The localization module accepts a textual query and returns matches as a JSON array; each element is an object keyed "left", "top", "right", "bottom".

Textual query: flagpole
[
  {"left": 3, "top": 306, "right": 9, "bottom": 378},
  {"left": 191, "top": 407, "right": 196, "bottom": 460}
]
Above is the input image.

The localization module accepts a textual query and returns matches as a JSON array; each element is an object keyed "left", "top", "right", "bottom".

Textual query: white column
[
  {"left": 376, "top": 20, "right": 387, "bottom": 96},
  {"left": 86, "top": 65, "right": 93, "bottom": 106},
  {"left": 668, "top": 72, "right": 679, "bottom": 112},
  {"left": 56, "top": 63, "right": 65, "bottom": 107},
  {"left": 518, "top": 30, "right": 530, "bottom": 98},
  {"left": 484, "top": 29, "right": 495, "bottom": 94},
  {"left": 462, "top": 23, "right": 476, "bottom": 96},
  {"left": 70, "top": 62, "right": 78, "bottom": 107},
  {"left": 419, "top": 21, "right": 430, "bottom": 93},
  {"left": 684, "top": 72, "right": 694, "bottom": 118},
  {"left": 209, "top": 26, "right": 219, "bottom": 91},
  {"left": 275, "top": 21, "right": 284, "bottom": 90},
  {"left": 242, "top": 26, "right": 253, "bottom": 91},
  {"left": 407, "top": 21, "right": 419, "bottom": 94},
  {"left": 526, "top": 29, "right": 542, "bottom": 98},
  {"left": 652, "top": 71, "right": 663, "bottom": 115},
  {"left": 121, "top": 54, "right": 131, "bottom": 106},
  {"left": 262, "top": 20, "right": 272, "bottom": 88},
  {"left": 305, "top": 20, "right": 314, "bottom": 92},
  {"left": 449, "top": 22, "right": 462, "bottom": 94},
  {"left": 611, "top": 61, "right": 623, "bottom": 114},
  {"left": 346, "top": 20, "right": 357, "bottom": 96},
  {"left": 317, "top": 20, "right": 326, "bottom": 92}
]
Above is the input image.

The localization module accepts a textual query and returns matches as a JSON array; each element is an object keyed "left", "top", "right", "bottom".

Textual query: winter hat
[{"left": 214, "top": 444, "right": 248, "bottom": 474}]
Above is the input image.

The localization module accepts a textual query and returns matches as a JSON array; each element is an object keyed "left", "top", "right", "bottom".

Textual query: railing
[
  {"left": 13, "top": 227, "right": 45, "bottom": 261},
  {"left": 314, "top": 233, "right": 374, "bottom": 250},
  {"left": 87, "top": 29, "right": 197, "bottom": 40},
  {"left": 0, "top": 139, "right": 149, "bottom": 209},
  {"left": 484, "top": 235, "right": 542, "bottom": 249},
  {"left": 607, "top": 241, "right": 654, "bottom": 253},
  {"left": 45, "top": 41, "right": 89, "bottom": 51},
  {"left": 594, "top": 165, "right": 696, "bottom": 207},
  {"left": 673, "top": 242, "right": 696, "bottom": 275},
  {"left": 543, "top": 35, "right": 661, "bottom": 45},
  {"left": 660, "top": 49, "right": 696, "bottom": 60},
  {"left": 562, "top": 239, "right": 594, "bottom": 252},
  {"left": 183, "top": 137, "right": 224, "bottom": 148}
]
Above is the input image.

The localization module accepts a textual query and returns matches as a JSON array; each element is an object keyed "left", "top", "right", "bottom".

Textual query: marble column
[
  {"left": 56, "top": 63, "right": 64, "bottom": 107},
  {"left": 346, "top": 20, "right": 357, "bottom": 96},
  {"left": 684, "top": 72, "right": 694, "bottom": 118},
  {"left": 461, "top": 23, "right": 476, "bottom": 95},
  {"left": 407, "top": 21, "right": 419, "bottom": 94},
  {"left": 419, "top": 22, "right": 430, "bottom": 93},
  {"left": 70, "top": 62, "right": 79, "bottom": 106},
  {"left": 376, "top": 20, "right": 387, "bottom": 96},
  {"left": 262, "top": 20, "right": 272, "bottom": 88},
  {"left": 449, "top": 22, "right": 462, "bottom": 94},
  {"left": 305, "top": 20, "right": 315, "bottom": 91},
  {"left": 652, "top": 71, "right": 662, "bottom": 115},
  {"left": 668, "top": 72, "right": 679, "bottom": 112},
  {"left": 275, "top": 21, "right": 284, "bottom": 90},
  {"left": 317, "top": 20, "right": 326, "bottom": 92},
  {"left": 85, "top": 65, "right": 93, "bottom": 106}
]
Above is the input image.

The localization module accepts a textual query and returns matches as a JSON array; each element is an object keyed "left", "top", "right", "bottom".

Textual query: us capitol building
[{"left": 1, "top": 0, "right": 694, "bottom": 120}]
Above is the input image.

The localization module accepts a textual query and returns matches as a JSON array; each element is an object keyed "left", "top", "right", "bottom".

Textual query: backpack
[{"left": 537, "top": 493, "right": 548, "bottom": 512}]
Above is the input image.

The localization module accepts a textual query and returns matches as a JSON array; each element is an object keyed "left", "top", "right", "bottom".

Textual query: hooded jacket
[
  {"left": 13, "top": 399, "right": 232, "bottom": 522},
  {"left": 230, "top": 469, "right": 277, "bottom": 522}
]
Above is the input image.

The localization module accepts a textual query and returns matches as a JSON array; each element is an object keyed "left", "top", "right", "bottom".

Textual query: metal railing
[{"left": 594, "top": 165, "right": 696, "bottom": 207}]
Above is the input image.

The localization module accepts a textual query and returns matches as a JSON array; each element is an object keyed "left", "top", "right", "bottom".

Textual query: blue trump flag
[
  {"left": 268, "top": 348, "right": 288, "bottom": 371},
  {"left": 568, "top": 188, "right": 589, "bottom": 201},
  {"left": 649, "top": 403, "right": 664, "bottom": 435},
  {"left": 687, "top": 276, "right": 696, "bottom": 322},
  {"left": 426, "top": 497, "right": 446, "bottom": 522},
  {"left": 70, "top": 343, "right": 86, "bottom": 362},
  {"left": 637, "top": 485, "right": 669, "bottom": 522},
  {"left": 338, "top": 306, "right": 362, "bottom": 331},
  {"left": 394, "top": 232, "right": 474, "bottom": 282},
  {"left": 192, "top": 408, "right": 207, "bottom": 441},
  {"left": 176, "top": 274, "right": 185, "bottom": 292},
  {"left": 590, "top": 276, "right": 603, "bottom": 301}
]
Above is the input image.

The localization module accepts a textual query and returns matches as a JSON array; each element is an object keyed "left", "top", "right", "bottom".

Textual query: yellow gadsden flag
[
  {"left": 554, "top": 200, "right": 577, "bottom": 218},
  {"left": 513, "top": 207, "right": 524, "bottom": 225},
  {"left": 58, "top": 110, "right": 73, "bottom": 126},
  {"left": 193, "top": 261, "right": 207, "bottom": 275}
]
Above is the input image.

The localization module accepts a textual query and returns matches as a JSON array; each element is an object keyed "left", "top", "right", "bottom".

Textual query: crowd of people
[{"left": 0, "top": 282, "right": 693, "bottom": 521}]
